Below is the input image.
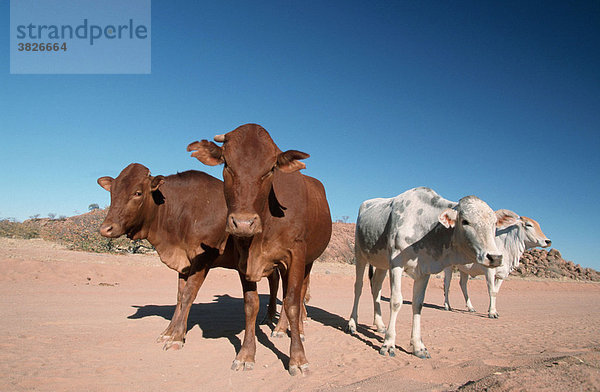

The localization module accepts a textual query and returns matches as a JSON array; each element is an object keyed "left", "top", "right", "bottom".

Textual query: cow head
[
  {"left": 520, "top": 216, "right": 552, "bottom": 249},
  {"left": 97, "top": 163, "right": 165, "bottom": 239},
  {"left": 438, "top": 196, "right": 517, "bottom": 268},
  {"left": 188, "top": 123, "right": 308, "bottom": 238}
]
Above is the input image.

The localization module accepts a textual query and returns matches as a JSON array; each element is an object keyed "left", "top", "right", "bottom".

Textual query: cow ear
[
  {"left": 495, "top": 209, "right": 519, "bottom": 230},
  {"left": 150, "top": 175, "right": 165, "bottom": 191},
  {"left": 187, "top": 140, "right": 224, "bottom": 166},
  {"left": 277, "top": 150, "right": 310, "bottom": 173},
  {"left": 97, "top": 176, "right": 113, "bottom": 192},
  {"left": 438, "top": 208, "right": 458, "bottom": 228}
]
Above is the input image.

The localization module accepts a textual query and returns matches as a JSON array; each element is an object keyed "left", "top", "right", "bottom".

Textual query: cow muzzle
[
  {"left": 481, "top": 253, "right": 502, "bottom": 268},
  {"left": 227, "top": 213, "right": 262, "bottom": 237},
  {"left": 99, "top": 223, "right": 121, "bottom": 238}
]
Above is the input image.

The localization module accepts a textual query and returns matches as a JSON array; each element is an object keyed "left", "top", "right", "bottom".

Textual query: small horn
[{"left": 214, "top": 134, "right": 226, "bottom": 143}]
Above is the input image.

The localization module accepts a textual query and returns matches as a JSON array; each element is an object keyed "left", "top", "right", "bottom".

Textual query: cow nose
[
  {"left": 227, "top": 213, "right": 262, "bottom": 237},
  {"left": 545, "top": 239, "right": 552, "bottom": 246},
  {"left": 486, "top": 253, "right": 502, "bottom": 267},
  {"left": 99, "top": 224, "right": 113, "bottom": 237}
]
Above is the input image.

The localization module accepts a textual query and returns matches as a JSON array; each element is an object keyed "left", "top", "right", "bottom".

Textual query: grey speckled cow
[
  {"left": 346, "top": 187, "right": 517, "bottom": 359},
  {"left": 443, "top": 213, "right": 551, "bottom": 318}
]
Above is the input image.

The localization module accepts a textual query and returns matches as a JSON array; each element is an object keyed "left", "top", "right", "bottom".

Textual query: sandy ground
[{"left": 1, "top": 238, "right": 599, "bottom": 391}]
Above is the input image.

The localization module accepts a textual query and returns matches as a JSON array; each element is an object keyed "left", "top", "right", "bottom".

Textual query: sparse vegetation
[
  {"left": 0, "top": 218, "right": 40, "bottom": 239},
  {"left": 0, "top": 209, "right": 153, "bottom": 254}
]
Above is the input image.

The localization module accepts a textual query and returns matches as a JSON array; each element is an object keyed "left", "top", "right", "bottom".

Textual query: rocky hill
[{"left": 515, "top": 248, "right": 600, "bottom": 281}]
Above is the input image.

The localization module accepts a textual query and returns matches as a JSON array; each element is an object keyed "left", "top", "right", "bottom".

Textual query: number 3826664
[{"left": 18, "top": 43, "right": 67, "bottom": 52}]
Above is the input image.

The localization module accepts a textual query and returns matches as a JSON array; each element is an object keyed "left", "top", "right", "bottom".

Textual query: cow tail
[{"left": 368, "top": 264, "right": 374, "bottom": 288}]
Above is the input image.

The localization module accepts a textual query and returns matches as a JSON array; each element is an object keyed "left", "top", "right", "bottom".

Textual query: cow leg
[
  {"left": 443, "top": 266, "right": 453, "bottom": 311},
  {"left": 297, "top": 274, "right": 311, "bottom": 340},
  {"left": 232, "top": 272, "right": 259, "bottom": 371},
  {"left": 157, "top": 272, "right": 188, "bottom": 343},
  {"left": 262, "top": 268, "right": 280, "bottom": 324},
  {"left": 346, "top": 253, "right": 368, "bottom": 335},
  {"left": 272, "top": 271, "right": 289, "bottom": 338},
  {"left": 493, "top": 278, "right": 504, "bottom": 315},
  {"left": 379, "top": 265, "right": 403, "bottom": 357},
  {"left": 301, "top": 275, "right": 310, "bottom": 323},
  {"left": 287, "top": 254, "right": 310, "bottom": 376},
  {"left": 487, "top": 270, "right": 500, "bottom": 318},
  {"left": 163, "top": 264, "right": 210, "bottom": 350},
  {"left": 273, "top": 273, "right": 309, "bottom": 339},
  {"left": 371, "top": 267, "right": 387, "bottom": 333},
  {"left": 410, "top": 275, "right": 431, "bottom": 359},
  {"left": 459, "top": 271, "right": 476, "bottom": 312}
]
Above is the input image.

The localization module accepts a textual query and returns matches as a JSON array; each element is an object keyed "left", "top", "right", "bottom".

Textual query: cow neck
[
  {"left": 138, "top": 197, "right": 163, "bottom": 247},
  {"left": 496, "top": 224, "right": 526, "bottom": 272}
]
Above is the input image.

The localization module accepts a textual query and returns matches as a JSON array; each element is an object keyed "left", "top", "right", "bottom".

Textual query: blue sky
[{"left": 1, "top": 1, "right": 599, "bottom": 269}]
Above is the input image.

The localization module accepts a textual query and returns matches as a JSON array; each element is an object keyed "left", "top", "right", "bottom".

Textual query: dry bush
[
  {"left": 1, "top": 210, "right": 153, "bottom": 254},
  {"left": 0, "top": 219, "right": 41, "bottom": 239}
]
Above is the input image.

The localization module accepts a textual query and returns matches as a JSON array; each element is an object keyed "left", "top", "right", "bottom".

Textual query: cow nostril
[
  {"left": 545, "top": 240, "right": 552, "bottom": 246},
  {"left": 486, "top": 254, "right": 501, "bottom": 264}
]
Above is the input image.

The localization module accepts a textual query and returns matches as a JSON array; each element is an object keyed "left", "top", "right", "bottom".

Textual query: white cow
[
  {"left": 346, "top": 187, "right": 517, "bottom": 358},
  {"left": 443, "top": 212, "right": 551, "bottom": 318}
]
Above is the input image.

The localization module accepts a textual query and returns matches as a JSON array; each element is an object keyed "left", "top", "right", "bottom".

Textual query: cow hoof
[
  {"left": 289, "top": 363, "right": 309, "bottom": 376},
  {"left": 345, "top": 324, "right": 356, "bottom": 335},
  {"left": 271, "top": 331, "right": 286, "bottom": 338},
  {"left": 379, "top": 345, "right": 395, "bottom": 357},
  {"left": 468, "top": 308, "right": 476, "bottom": 313},
  {"left": 444, "top": 304, "right": 452, "bottom": 311},
  {"left": 163, "top": 340, "right": 183, "bottom": 351},
  {"left": 156, "top": 334, "right": 171, "bottom": 343},
  {"left": 414, "top": 348, "right": 430, "bottom": 359},
  {"left": 231, "top": 360, "right": 255, "bottom": 371},
  {"left": 300, "top": 334, "right": 305, "bottom": 342},
  {"left": 488, "top": 313, "right": 499, "bottom": 319}
]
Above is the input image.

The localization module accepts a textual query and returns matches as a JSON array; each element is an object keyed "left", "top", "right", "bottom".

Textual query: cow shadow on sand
[
  {"left": 129, "top": 294, "right": 406, "bottom": 367},
  {"left": 128, "top": 293, "right": 463, "bottom": 364},
  {"left": 129, "top": 294, "right": 290, "bottom": 365},
  {"left": 379, "top": 295, "right": 493, "bottom": 318}
]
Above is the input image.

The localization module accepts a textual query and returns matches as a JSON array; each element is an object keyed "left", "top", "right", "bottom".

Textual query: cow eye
[
  {"left": 134, "top": 191, "right": 143, "bottom": 197},
  {"left": 261, "top": 168, "right": 274, "bottom": 180},
  {"left": 462, "top": 220, "right": 469, "bottom": 226},
  {"left": 525, "top": 223, "right": 533, "bottom": 228}
]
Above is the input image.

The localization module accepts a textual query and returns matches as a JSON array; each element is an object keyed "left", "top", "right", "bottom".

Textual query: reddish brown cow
[
  {"left": 188, "top": 123, "right": 332, "bottom": 376},
  {"left": 97, "top": 163, "right": 279, "bottom": 350}
]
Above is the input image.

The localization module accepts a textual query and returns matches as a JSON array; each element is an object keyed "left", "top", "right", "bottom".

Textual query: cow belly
[{"left": 359, "top": 248, "right": 390, "bottom": 270}]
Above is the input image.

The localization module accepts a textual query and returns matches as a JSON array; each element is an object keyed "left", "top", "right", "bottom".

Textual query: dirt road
[{"left": 1, "top": 238, "right": 599, "bottom": 391}]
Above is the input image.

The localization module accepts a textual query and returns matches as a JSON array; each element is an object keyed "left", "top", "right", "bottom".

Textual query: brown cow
[
  {"left": 188, "top": 123, "right": 332, "bottom": 376},
  {"left": 97, "top": 163, "right": 279, "bottom": 350}
]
